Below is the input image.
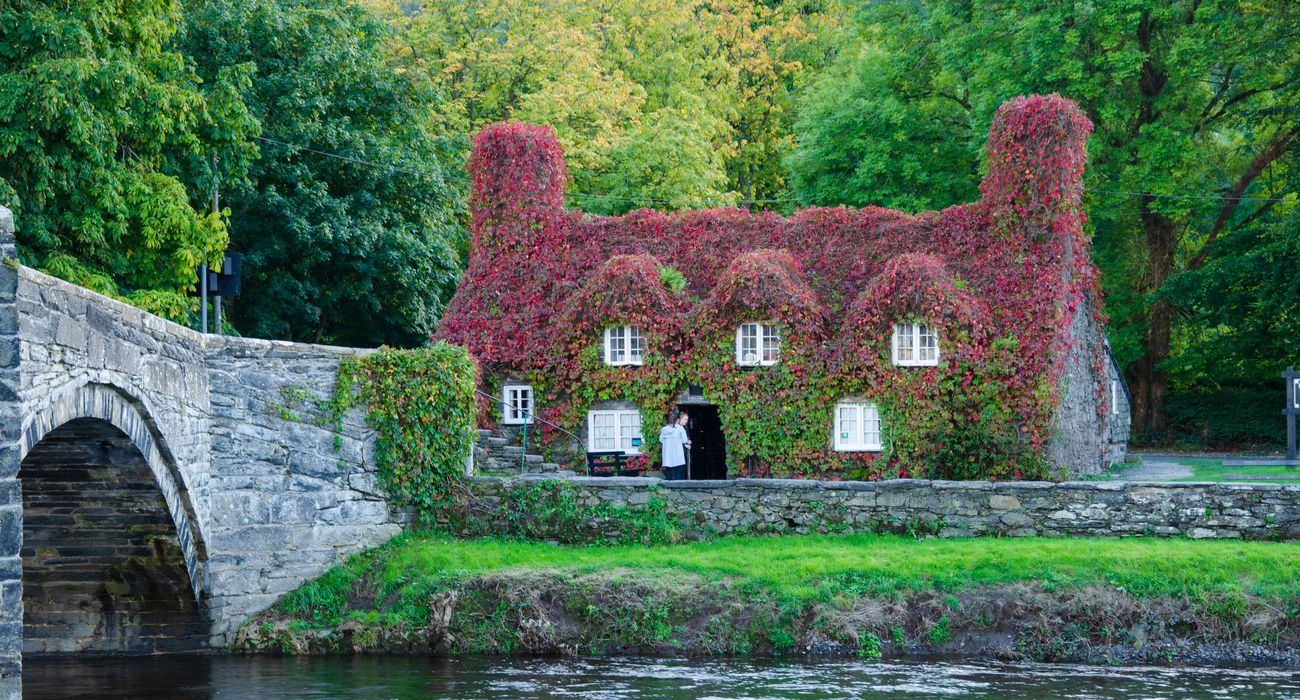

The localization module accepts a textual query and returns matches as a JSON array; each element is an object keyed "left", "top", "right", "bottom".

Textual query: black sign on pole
[
  {"left": 215, "top": 253, "right": 242, "bottom": 297},
  {"left": 194, "top": 252, "right": 241, "bottom": 335},
  {"left": 1284, "top": 366, "right": 1299, "bottom": 462}
]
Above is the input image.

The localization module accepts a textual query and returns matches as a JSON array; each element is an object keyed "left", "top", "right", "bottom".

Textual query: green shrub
[{"left": 1151, "top": 389, "right": 1285, "bottom": 450}]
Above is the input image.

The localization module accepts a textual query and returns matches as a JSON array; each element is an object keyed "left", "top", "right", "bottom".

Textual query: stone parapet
[{"left": 457, "top": 475, "right": 1300, "bottom": 541}]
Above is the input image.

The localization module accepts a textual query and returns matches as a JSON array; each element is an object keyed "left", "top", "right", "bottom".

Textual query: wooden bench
[{"left": 585, "top": 451, "right": 645, "bottom": 477}]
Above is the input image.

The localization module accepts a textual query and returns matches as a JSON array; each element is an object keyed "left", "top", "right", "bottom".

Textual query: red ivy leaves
[
  {"left": 695, "top": 249, "right": 828, "bottom": 347},
  {"left": 835, "top": 253, "right": 990, "bottom": 372},
  {"left": 551, "top": 254, "right": 690, "bottom": 379},
  {"left": 437, "top": 94, "right": 1105, "bottom": 480}
]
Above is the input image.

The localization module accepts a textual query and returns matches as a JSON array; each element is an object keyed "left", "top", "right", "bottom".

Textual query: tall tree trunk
[
  {"left": 1130, "top": 202, "right": 1177, "bottom": 437},
  {"left": 1126, "top": 10, "right": 1174, "bottom": 438}
]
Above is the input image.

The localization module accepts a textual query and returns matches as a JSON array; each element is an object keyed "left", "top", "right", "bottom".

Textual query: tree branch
[
  {"left": 937, "top": 89, "right": 971, "bottom": 111},
  {"left": 1194, "top": 64, "right": 1235, "bottom": 129},
  {"left": 1197, "top": 76, "right": 1300, "bottom": 133},
  {"left": 1234, "top": 196, "right": 1281, "bottom": 231},
  {"left": 1188, "top": 126, "right": 1300, "bottom": 270}
]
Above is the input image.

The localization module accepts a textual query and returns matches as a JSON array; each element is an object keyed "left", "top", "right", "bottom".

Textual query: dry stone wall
[{"left": 458, "top": 475, "right": 1300, "bottom": 541}]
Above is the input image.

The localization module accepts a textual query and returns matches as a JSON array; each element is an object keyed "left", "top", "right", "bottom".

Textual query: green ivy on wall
[{"left": 332, "top": 342, "right": 478, "bottom": 515}]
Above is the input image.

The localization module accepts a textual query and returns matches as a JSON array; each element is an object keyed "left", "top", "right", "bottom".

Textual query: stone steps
[{"left": 473, "top": 425, "right": 557, "bottom": 475}]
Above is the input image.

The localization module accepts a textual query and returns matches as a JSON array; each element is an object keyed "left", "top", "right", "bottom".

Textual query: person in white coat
[{"left": 658, "top": 410, "right": 691, "bottom": 481}]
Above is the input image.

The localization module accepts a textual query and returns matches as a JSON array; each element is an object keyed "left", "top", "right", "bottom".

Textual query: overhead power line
[
  {"left": 253, "top": 135, "right": 799, "bottom": 208},
  {"left": 252, "top": 135, "right": 1295, "bottom": 209},
  {"left": 1084, "top": 188, "right": 1294, "bottom": 204}
]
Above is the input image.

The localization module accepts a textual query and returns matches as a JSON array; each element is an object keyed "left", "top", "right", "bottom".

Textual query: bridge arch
[
  {"left": 18, "top": 381, "right": 209, "bottom": 653},
  {"left": 0, "top": 215, "right": 404, "bottom": 673}
]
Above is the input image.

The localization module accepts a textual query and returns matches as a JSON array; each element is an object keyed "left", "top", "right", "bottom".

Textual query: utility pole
[
  {"left": 200, "top": 155, "right": 218, "bottom": 334},
  {"left": 1285, "top": 366, "right": 1298, "bottom": 464},
  {"left": 212, "top": 154, "right": 223, "bottom": 336},
  {"left": 199, "top": 264, "right": 208, "bottom": 333}
]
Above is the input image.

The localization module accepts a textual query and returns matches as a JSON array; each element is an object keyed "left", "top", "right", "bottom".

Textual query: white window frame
[
  {"left": 1111, "top": 379, "right": 1120, "bottom": 416},
  {"left": 587, "top": 409, "right": 643, "bottom": 455},
  {"left": 735, "top": 322, "right": 781, "bottom": 367},
  {"left": 603, "top": 326, "right": 645, "bottom": 366},
  {"left": 502, "top": 384, "right": 534, "bottom": 425},
  {"left": 833, "top": 401, "right": 883, "bottom": 452},
  {"left": 891, "top": 321, "right": 940, "bottom": 367}
]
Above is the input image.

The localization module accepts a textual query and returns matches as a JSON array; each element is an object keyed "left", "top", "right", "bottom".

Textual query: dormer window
[
  {"left": 736, "top": 322, "right": 780, "bottom": 366},
  {"left": 891, "top": 321, "right": 939, "bottom": 366},
  {"left": 502, "top": 384, "right": 534, "bottom": 425},
  {"left": 603, "top": 326, "right": 645, "bottom": 366}
]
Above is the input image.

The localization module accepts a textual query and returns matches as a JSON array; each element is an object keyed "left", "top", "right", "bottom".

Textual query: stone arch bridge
[{"left": 0, "top": 207, "right": 403, "bottom": 678}]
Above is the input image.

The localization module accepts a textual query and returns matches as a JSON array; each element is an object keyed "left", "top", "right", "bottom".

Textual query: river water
[{"left": 20, "top": 656, "right": 1300, "bottom": 699}]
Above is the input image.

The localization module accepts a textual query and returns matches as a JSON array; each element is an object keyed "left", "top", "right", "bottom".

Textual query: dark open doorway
[{"left": 678, "top": 404, "right": 726, "bottom": 480}]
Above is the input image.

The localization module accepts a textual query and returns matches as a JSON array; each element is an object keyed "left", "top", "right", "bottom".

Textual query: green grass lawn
[
  {"left": 264, "top": 532, "right": 1300, "bottom": 657},
  {"left": 307, "top": 532, "right": 1300, "bottom": 609},
  {"left": 1171, "top": 458, "right": 1300, "bottom": 483}
]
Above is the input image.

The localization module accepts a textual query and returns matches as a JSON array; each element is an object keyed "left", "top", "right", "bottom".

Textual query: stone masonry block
[
  {"left": 0, "top": 509, "right": 17, "bottom": 559},
  {"left": 210, "top": 526, "right": 293, "bottom": 553}
]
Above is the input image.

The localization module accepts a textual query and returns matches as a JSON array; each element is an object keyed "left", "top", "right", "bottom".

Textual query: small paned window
[
  {"left": 587, "top": 409, "right": 643, "bottom": 454},
  {"left": 891, "top": 322, "right": 940, "bottom": 366},
  {"left": 502, "top": 385, "right": 534, "bottom": 425},
  {"left": 603, "top": 326, "right": 645, "bottom": 366},
  {"left": 736, "top": 322, "right": 781, "bottom": 366},
  {"left": 833, "top": 401, "right": 882, "bottom": 452}
]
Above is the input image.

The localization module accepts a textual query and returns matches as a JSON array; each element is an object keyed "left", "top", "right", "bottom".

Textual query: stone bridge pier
[{"left": 0, "top": 207, "right": 404, "bottom": 680}]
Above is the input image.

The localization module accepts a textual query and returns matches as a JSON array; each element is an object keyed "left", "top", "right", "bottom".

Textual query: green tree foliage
[
  {"left": 787, "top": 0, "right": 1300, "bottom": 437},
  {"left": 0, "top": 0, "right": 255, "bottom": 317},
  {"left": 366, "top": 0, "right": 839, "bottom": 214},
  {"left": 787, "top": 43, "right": 980, "bottom": 212},
  {"left": 1162, "top": 205, "right": 1300, "bottom": 389},
  {"left": 179, "top": 0, "right": 465, "bottom": 347}
]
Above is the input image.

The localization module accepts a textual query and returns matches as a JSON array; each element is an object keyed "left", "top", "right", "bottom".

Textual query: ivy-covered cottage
[{"left": 437, "top": 94, "right": 1130, "bottom": 480}]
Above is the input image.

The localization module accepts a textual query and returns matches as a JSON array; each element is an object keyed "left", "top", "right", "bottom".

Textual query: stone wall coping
[
  {"left": 203, "top": 334, "right": 374, "bottom": 359},
  {"left": 17, "top": 264, "right": 374, "bottom": 360},
  {"left": 18, "top": 264, "right": 196, "bottom": 336},
  {"left": 469, "top": 474, "right": 1300, "bottom": 495},
  {"left": 660, "top": 479, "right": 736, "bottom": 489}
]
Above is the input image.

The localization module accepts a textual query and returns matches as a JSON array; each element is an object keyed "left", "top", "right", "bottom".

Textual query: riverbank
[{"left": 236, "top": 533, "right": 1300, "bottom": 666}]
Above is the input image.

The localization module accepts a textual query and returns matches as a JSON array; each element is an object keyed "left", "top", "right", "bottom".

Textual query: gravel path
[{"left": 1116, "top": 454, "right": 1194, "bottom": 481}]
